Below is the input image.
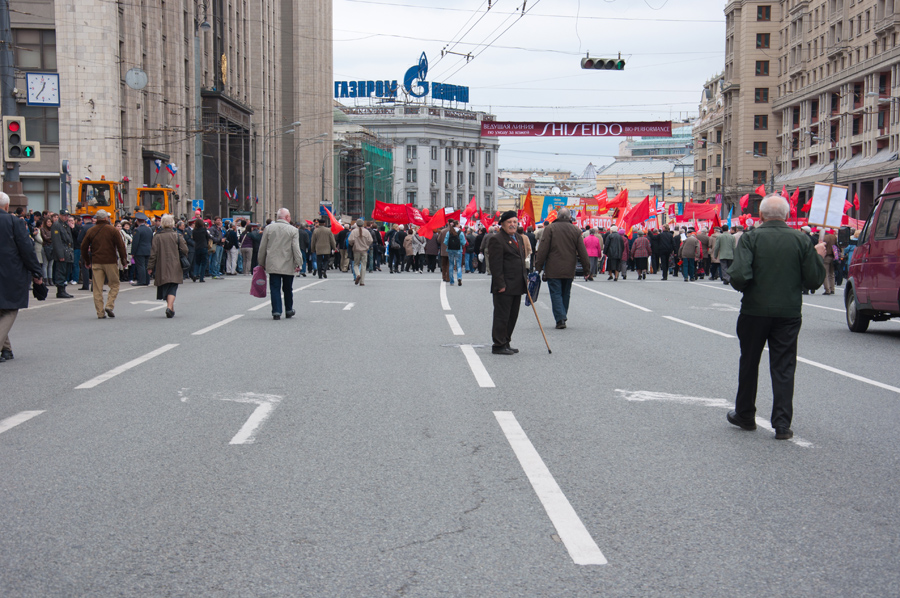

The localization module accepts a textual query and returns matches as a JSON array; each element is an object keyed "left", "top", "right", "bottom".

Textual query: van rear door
[{"left": 867, "top": 192, "right": 900, "bottom": 310}]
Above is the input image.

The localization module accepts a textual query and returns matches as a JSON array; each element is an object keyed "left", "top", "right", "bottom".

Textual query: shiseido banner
[{"left": 480, "top": 121, "right": 672, "bottom": 137}]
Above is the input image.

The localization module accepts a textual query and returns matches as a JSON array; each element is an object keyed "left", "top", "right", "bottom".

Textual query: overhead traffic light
[
  {"left": 581, "top": 56, "right": 626, "bottom": 71},
  {"left": 3, "top": 116, "right": 41, "bottom": 162}
]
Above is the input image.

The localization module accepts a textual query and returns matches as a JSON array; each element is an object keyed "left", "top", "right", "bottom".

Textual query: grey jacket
[{"left": 258, "top": 219, "right": 303, "bottom": 275}]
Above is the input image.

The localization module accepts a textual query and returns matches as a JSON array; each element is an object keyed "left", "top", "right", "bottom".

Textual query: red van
[{"left": 845, "top": 176, "right": 900, "bottom": 332}]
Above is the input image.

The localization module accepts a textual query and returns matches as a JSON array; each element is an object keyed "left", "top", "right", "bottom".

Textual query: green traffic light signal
[{"left": 23, "top": 146, "right": 34, "bottom": 158}]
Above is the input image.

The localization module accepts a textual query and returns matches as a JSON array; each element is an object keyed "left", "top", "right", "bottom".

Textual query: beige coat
[
  {"left": 258, "top": 219, "right": 303, "bottom": 275},
  {"left": 148, "top": 228, "right": 188, "bottom": 286},
  {"left": 348, "top": 226, "right": 373, "bottom": 253},
  {"left": 310, "top": 225, "right": 336, "bottom": 255}
]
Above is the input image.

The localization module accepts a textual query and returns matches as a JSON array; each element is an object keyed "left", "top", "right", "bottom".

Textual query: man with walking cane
[{"left": 487, "top": 211, "right": 530, "bottom": 355}]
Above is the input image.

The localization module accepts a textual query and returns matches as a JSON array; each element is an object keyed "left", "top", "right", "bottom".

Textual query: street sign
[{"left": 191, "top": 199, "right": 204, "bottom": 212}]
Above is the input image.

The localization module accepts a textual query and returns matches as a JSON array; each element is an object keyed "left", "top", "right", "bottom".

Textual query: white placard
[{"left": 807, "top": 183, "right": 848, "bottom": 228}]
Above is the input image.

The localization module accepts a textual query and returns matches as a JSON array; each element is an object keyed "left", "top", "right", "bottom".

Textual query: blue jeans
[
  {"left": 192, "top": 249, "right": 208, "bottom": 280},
  {"left": 299, "top": 250, "right": 308, "bottom": 274},
  {"left": 134, "top": 255, "right": 149, "bottom": 285},
  {"left": 269, "top": 273, "right": 294, "bottom": 316},
  {"left": 210, "top": 245, "right": 223, "bottom": 276},
  {"left": 547, "top": 278, "right": 573, "bottom": 324},
  {"left": 683, "top": 258, "right": 696, "bottom": 280},
  {"left": 448, "top": 250, "right": 463, "bottom": 283},
  {"left": 465, "top": 252, "right": 473, "bottom": 272},
  {"left": 72, "top": 249, "right": 81, "bottom": 283}
]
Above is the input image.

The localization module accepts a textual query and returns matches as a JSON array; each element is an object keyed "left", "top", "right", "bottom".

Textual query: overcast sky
[{"left": 333, "top": 0, "right": 726, "bottom": 176}]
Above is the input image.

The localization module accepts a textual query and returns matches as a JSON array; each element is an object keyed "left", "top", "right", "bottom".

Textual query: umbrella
[{"left": 524, "top": 271, "right": 541, "bottom": 306}]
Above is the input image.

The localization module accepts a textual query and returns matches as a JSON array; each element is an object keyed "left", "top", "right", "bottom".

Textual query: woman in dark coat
[
  {"left": 149, "top": 214, "right": 188, "bottom": 318},
  {"left": 190, "top": 217, "right": 211, "bottom": 282}
]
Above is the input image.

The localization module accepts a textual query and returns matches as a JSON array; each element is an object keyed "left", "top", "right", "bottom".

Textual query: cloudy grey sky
[{"left": 333, "top": 0, "right": 726, "bottom": 175}]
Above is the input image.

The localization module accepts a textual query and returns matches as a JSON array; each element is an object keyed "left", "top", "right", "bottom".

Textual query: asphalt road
[{"left": 2, "top": 268, "right": 899, "bottom": 597}]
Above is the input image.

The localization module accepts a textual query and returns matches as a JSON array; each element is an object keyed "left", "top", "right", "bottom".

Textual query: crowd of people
[{"left": 2, "top": 193, "right": 836, "bottom": 440}]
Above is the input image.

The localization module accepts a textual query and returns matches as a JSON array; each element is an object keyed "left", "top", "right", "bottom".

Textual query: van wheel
[{"left": 846, "top": 287, "right": 870, "bottom": 333}]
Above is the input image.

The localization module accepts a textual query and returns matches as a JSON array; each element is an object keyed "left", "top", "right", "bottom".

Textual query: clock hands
[{"left": 37, "top": 82, "right": 47, "bottom": 97}]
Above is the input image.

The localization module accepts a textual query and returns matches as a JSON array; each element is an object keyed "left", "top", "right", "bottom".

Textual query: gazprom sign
[{"left": 334, "top": 52, "right": 470, "bottom": 103}]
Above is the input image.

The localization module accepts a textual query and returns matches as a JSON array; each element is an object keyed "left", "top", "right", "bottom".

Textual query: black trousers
[
  {"left": 426, "top": 254, "right": 437, "bottom": 272},
  {"left": 317, "top": 254, "right": 330, "bottom": 277},
  {"left": 492, "top": 292, "right": 522, "bottom": 349},
  {"left": 735, "top": 314, "right": 802, "bottom": 430},
  {"left": 658, "top": 254, "right": 670, "bottom": 279}
]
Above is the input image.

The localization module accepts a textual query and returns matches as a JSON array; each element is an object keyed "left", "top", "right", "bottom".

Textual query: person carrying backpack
[{"left": 444, "top": 220, "right": 466, "bottom": 286}]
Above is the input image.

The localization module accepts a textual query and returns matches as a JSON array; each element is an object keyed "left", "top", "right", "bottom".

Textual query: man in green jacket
[
  {"left": 726, "top": 194, "right": 826, "bottom": 440},
  {"left": 713, "top": 226, "right": 736, "bottom": 285}
]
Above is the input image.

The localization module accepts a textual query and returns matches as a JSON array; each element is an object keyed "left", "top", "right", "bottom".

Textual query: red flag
[
  {"left": 754, "top": 185, "right": 767, "bottom": 197},
  {"left": 853, "top": 193, "right": 860, "bottom": 210},
  {"left": 406, "top": 204, "right": 427, "bottom": 226},
  {"left": 801, "top": 198, "right": 812, "bottom": 212},
  {"left": 545, "top": 209, "right": 558, "bottom": 224},
  {"left": 371, "top": 200, "right": 410, "bottom": 224},
  {"left": 322, "top": 206, "right": 343, "bottom": 235},
  {"left": 711, "top": 211, "right": 722, "bottom": 229},
  {"left": 445, "top": 210, "right": 461, "bottom": 223},
  {"left": 781, "top": 185, "right": 789, "bottom": 200},
  {"left": 519, "top": 189, "right": 534, "bottom": 228},
  {"left": 479, "top": 212, "right": 494, "bottom": 229},
  {"left": 790, "top": 201, "right": 797, "bottom": 219},
  {"left": 843, "top": 200, "right": 852, "bottom": 214},
  {"left": 622, "top": 196, "right": 650, "bottom": 233},
  {"left": 790, "top": 188, "right": 800, "bottom": 204},
  {"left": 608, "top": 188, "right": 629, "bottom": 209},
  {"left": 668, "top": 202, "right": 677, "bottom": 216},
  {"left": 462, "top": 196, "right": 477, "bottom": 218},
  {"left": 739, "top": 194, "right": 750, "bottom": 211},
  {"left": 418, "top": 208, "right": 446, "bottom": 239},
  {"left": 594, "top": 189, "right": 609, "bottom": 213}
]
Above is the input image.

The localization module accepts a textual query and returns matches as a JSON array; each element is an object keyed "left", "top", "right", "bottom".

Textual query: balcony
[
  {"left": 789, "top": 0, "right": 809, "bottom": 16},
  {"left": 788, "top": 58, "right": 806, "bottom": 77},
  {"left": 875, "top": 13, "right": 900, "bottom": 34},
  {"left": 826, "top": 41, "right": 848, "bottom": 58}
]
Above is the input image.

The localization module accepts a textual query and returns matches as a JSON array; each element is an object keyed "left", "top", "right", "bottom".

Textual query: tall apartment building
[
  {"left": 716, "top": 0, "right": 899, "bottom": 217},
  {"left": 341, "top": 105, "right": 500, "bottom": 215},
  {"left": 7, "top": 0, "right": 331, "bottom": 221},
  {"left": 693, "top": 73, "right": 726, "bottom": 200}
]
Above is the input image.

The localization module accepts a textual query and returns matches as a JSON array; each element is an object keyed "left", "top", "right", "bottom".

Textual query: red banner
[
  {"left": 372, "top": 200, "right": 409, "bottom": 224},
  {"left": 480, "top": 121, "right": 672, "bottom": 137}
]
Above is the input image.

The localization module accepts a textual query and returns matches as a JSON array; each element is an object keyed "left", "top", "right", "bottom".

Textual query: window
[
  {"left": 468, "top": 172, "right": 475, "bottom": 186},
  {"left": 431, "top": 169, "right": 438, "bottom": 183},
  {"left": 701, "top": 158, "right": 707, "bottom": 171},
  {"left": 754, "top": 88, "right": 769, "bottom": 102},
  {"left": 445, "top": 171, "right": 452, "bottom": 186},
  {"left": 457, "top": 171, "right": 463, "bottom": 185},
  {"left": 878, "top": 73, "right": 889, "bottom": 95},
  {"left": 445, "top": 192, "right": 451, "bottom": 204},
  {"left": 878, "top": 110, "right": 887, "bottom": 129},
  {"left": 715, "top": 154, "right": 721, "bottom": 167},
  {"left": 852, "top": 115, "right": 861, "bottom": 135},
  {"left": 406, "top": 145, "right": 417, "bottom": 161},
  {"left": 485, "top": 173, "right": 492, "bottom": 187},
  {"left": 430, "top": 146, "right": 438, "bottom": 160},
  {"left": 752, "top": 170, "right": 768, "bottom": 185},
  {"left": 22, "top": 178, "right": 59, "bottom": 212},
  {"left": 407, "top": 191, "right": 417, "bottom": 204},
  {"left": 457, "top": 148, "right": 464, "bottom": 163},
  {"left": 445, "top": 148, "right": 452, "bottom": 162},
  {"left": 430, "top": 191, "right": 437, "bottom": 206},
  {"left": 485, "top": 192, "right": 492, "bottom": 207},
  {"left": 756, "top": 33, "right": 771, "bottom": 48},
  {"left": 406, "top": 169, "right": 417, "bottom": 183},
  {"left": 873, "top": 199, "right": 899, "bottom": 239},
  {"left": 21, "top": 106, "right": 59, "bottom": 144},
  {"left": 756, "top": 60, "right": 770, "bottom": 76},
  {"left": 716, "top": 130, "right": 722, "bottom": 143},
  {"left": 715, "top": 178, "right": 721, "bottom": 190},
  {"left": 701, "top": 181, "right": 707, "bottom": 194},
  {"left": 456, "top": 193, "right": 463, "bottom": 207},
  {"left": 754, "top": 114, "right": 769, "bottom": 130},
  {"left": 753, "top": 141, "right": 768, "bottom": 156},
  {"left": 811, "top": 99, "right": 819, "bottom": 120},
  {"left": 13, "top": 29, "right": 57, "bottom": 70},
  {"left": 468, "top": 149, "right": 475, "bottom": 164},
  {"left": 485, "top": 150, "right": 492, "bottom": 166},
  {"left": 757, "top": 5, "right": 771, "bottom": 20}
]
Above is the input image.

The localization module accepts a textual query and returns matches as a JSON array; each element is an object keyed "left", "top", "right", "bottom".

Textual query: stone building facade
[
  {"left": 341, "top": 105, "right": 500, "bottom": 215},
  {"left": 8, "top": 0, "right": 331, "bottom": 222},
  {"left": 717, "top": 0, "right": 899, "bottom": 217}
]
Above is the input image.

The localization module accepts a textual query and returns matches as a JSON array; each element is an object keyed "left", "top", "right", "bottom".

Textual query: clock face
[{"left": 26, "top": 73, "right": 60, "bottom": 107}]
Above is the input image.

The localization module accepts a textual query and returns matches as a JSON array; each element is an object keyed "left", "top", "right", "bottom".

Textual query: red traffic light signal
[{"left": 7, "top": 120, "right": 20, "bottom": 133}]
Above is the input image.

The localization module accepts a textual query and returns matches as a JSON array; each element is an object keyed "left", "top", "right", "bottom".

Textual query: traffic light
[
  {"left": 3, "top": 116, "right": 41, "bottom": 162},
  {"left": 581, "top": 57, "right": 626, "bottom": 71}
]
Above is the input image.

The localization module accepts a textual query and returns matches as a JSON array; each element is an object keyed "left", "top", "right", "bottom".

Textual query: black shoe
[
  {"left": 56, "top": 290, "right": 74, "bottom": 298},
  {"left": 0, "top": 349, "right": 13, "bottom": 361},
  {"left": 555, "top": 321, "right": 566, "bottom": 329},
  {"left": 491, "top": 346, "right": 515, "bottom": 355},
  {"left": 775, "top": 428, "right": 794, "bottom": 440},
  {"left": 105, "top": 308, "right": 115, "bottom": 318},
  {"left": 323, "top": 272, "right": 327, "bottom": 278},
  {"left": 505, "top": 344, "right": 519, "bottom": 353},
  {"left": 285, "top": 310, "right": 295, "bottom": 319},
  {"left": 272, "top": 314, "right": 281, "bottom": 320},
  {"left": 191, "top": 275, "right": 197, "bottom": 282},
  {"left": 727, "top": 410, "right": 757, "bottom": 431},
  {"left": 165, "top": 308, "right": 174, "bottom": 318},
  {"left": 607, "top": 275, "right": 613, "bottom": 280},
  {"left": 458, "top": 280, "right": 462, "bottom": 286},
  {"left": 355, "top": 276, "right": 360, "bottom": 285},
  {"left": 300, "top": 273, "right": 306, "bottom": 277}
]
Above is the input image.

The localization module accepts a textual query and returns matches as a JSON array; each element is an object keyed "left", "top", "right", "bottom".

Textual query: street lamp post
[
  {"left": 745, "top": 150, "right": 777, "bottom": 193},
  {"left": 193, "top": 15, "right": 211, "bottom": 212}
]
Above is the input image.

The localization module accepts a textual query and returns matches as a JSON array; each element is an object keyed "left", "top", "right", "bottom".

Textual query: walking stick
[{"left": 525, "top": 282, "right": 551, "bottom": 354}]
